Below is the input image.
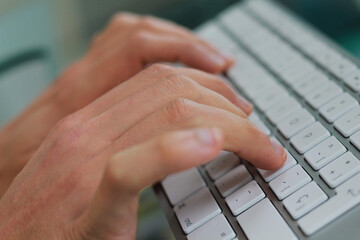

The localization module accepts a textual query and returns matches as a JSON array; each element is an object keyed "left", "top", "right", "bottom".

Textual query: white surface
[
  {"left": 305, "top": 82, "right": 342, "bottom": 109},
  {"left": 215, "top": 165, "right": 252, "bottom": 198},
  {"left": 277, "top": 108, "right": 315, "bottom": 139},
  {"left": 334, "top": 106, "right": 360, "bottom": 137},
  {"left": 225, "top": 180, "right": 265, "bottom": 216},
  {"left": 162, "top": 168, "right": 205, "bottom": 206},
  {"left": 237, "top": 198, "right": 297, "bottom": 240},
  {"left": 269, "top": 164, "right": 311, "bottom": 200},
  {"left": 290, "top": 122, "right": 330, "bottom": 154},
  {"left": 343, "top": 70, "right": 360, "bottom": 91},
  {"left": 205, "top": 151, "right": 240, "bottom": 180},
  {"left": 283, "top": 181, "right": 328, "bottom": 219},
  {"left": 265, "top": 96, "right": 301, "bottom": 124},
  {"left": 174, "top": 188, "right": 221, "bottom": 234},
  {"left": 319, "top": 152, "right": 360, "bottom": 188},
  {"left": 187, "top": 214, "right": 235, "bottom": 240},
  {"left": 319, "top": 93, "right": 358, "bottom": 123}
]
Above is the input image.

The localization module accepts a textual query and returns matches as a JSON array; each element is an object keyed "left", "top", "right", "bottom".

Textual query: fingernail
[
  {"left": 271, "top": 139, "right": 286, "bottom": 158},
  {"left": 195, "top": 128, "right": 222, "bottom": 146},
  {"left": 209, "top": 53, "right": 226, "bottom": 66}
]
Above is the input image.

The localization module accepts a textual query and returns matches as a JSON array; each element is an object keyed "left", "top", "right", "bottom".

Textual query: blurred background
[{"left": 1, "top": 0, "right": 360, "bottom": 239}]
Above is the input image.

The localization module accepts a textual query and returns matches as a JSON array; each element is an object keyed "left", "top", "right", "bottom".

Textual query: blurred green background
[{"left": 1, "top": 0, "right": 360, "bottom": 239}]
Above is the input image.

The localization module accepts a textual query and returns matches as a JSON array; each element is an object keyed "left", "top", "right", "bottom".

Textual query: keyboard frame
[{"left": 154, "top": 0, "right": 360, "bottom": 239}]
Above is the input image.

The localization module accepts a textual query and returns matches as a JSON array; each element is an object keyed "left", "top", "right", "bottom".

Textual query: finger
[
  {"left": 133, "top": 32, "right": 230, "bottom": 73},
  {"left": 78, "top": 128, "right": 223, "bottom": 239},
  {"left": 119, "top": 98, "right": 286, "bottom": 170}
]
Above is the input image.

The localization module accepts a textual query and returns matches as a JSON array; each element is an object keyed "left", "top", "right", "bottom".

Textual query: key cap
[
  {"left": 187, "top": 214, "right": 236, "bottom": 240},
  {"left": 215, "top": 165, "right": 253, "bottom": 198},
  {"left": 319, "top": 93, "right": 358, "bottom": 123},
  {"left": 293, "top": 71, "right": 328, "bottom": 96},
  {"left": 162, "top": 168, "right": 205, "bottom": 205},
  {"left": 269, "top": 165, "right": 311, "bottom": 200},
  {"left": 255, "top": 88, "right": 288, "bottom": 111},
  {"left": 290, "top": 122, "right": 330, "bottom": 154},
  {"left": 298, "top": 173, "right": 360, "bottom": 235},
  {"left": 343, "top": 69, "right": 360, "bottom": 92},
  {"left": 305, "top": 82, "right": 342, "bottom": 109},
  {"left": 350, "top": 130, "right": 360, "bottom": 150},
  {"left": 328, "top": 58, "right": 357, "bottom": 79},
  {"left": 237, "top": 198, "right": 298, "bottom": 240},
  {"left": 252, "top": 119, "right": 271, "bottom": 135},
  {"left": 319, "top": 152, "right": 360, "bottom": 188},
  {"left": 226, "top": 180, "right": 265, "bottom": 216},
  {"left": 334, "top": 106, "right": 360, "bottom": 137},
  {"left": 205, "top": 151, "right": 240, "bottom": 180},
  {"left": 277, "top": 109, "right": 315, "bottom": 139},
  {"left": 266, "top": 97, "right": 301, "bottom": 124},
  {"left": 174, "top": 188, "right": 221, "bottom": 234},
  {"left": 258, "top": 150, "right": 297, "bottom": 182},
  {"left": 283, "top": 182, "right": 328, "bottom": 219},
  {"left": 304, "top": 136, "right": 346, "bottom": 170}
]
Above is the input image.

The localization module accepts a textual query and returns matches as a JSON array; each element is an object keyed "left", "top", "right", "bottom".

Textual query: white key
[
  {"left": 319, "top": 93, "right": 358, "bottom": 123},
  {"left": 187, "top": 214, "right": 236, "bottom": 240},
  {"left": 226, "top": 180, "right": 265, "bottom": 216},
  {"left": 277, "top": 109, "right": 315, "bottom": 139},
  {"left": 237, "top": 198, "right": 298, "bottom": 240},
  {"left": 252, "top": 119, "right": 271, "bottom": 135},
  {"left": 293, "top": 71, "right": 328, "bottom": 96},
  {"left": 258, "top": 150, "right": 297, "bottom": 182},
  {"left": 225, "top": 181, "right": 265, "bottom": 216},
  {"left": 328, "top": 58, "right": 357, "bottom": 79},
  {"left": 305, "top": 82, "right": 342, "bottom": 109},
  {"left": 174, "top": 188, "right": 221, "bottom": 234},
  {"left": 162, "top": 168, "right": 205, "bottom": 206},
  {"left": 215, "top": 165, "right": 252, "bottom": 197},
  {"left": 334, "top": 106, "right": 360, "bottom": 137},
  {"left": 283, "top": 182, "right": 328, "bottom": 219},
  {"left": 266, "top": 97, "right": 301, "bottom": 124},
  {"left": 343, "top": 69, "right": 360, "bottom": 92},
  {"left": 350, "top": 130, "right": 360, "bottom": 150},
  {"left": 298, "top": 173, "right": 360, "bottom": 235},
  {"left": 319, "top": 152, "right": 360, "bottom": 188},
  {"left": 205, "top": 151, "right": 240, "bottom": 180},
  {"left": 269, "top": 165, "right": 311, "bottom": 200},
  {"left": 254, "top": 88, "right": 288, "bottom": 111},
  {"left": 290, "top": 122, "right": 330, "bottom": 154},
  {"left": 304, "top": 136, "right": 346, "bottom": 170}
]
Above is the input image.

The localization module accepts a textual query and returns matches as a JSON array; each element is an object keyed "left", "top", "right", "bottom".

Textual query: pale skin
[{"left": 0, "top": 14, "right": 286, "bottom": 239}]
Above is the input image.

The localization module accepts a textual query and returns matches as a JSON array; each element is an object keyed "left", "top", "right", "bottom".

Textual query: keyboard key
[
  {"left": 304, "top": 136, "right": 346, "bottom": 170},
  {"left": 225, "top": 180, "right": 265, "bottom": 216},
  {"left": 237, "top": 198, "right": 298, "bottom": 240},
  {"left": 290, "top": 122, "right": 330, "bottom": 154},
  {"left": 334, "top": 106, "right": 360, "bottom": 137},
  {"left": 215, "top": 165, "right": 253, "bottom": 197},
  {"left": 252, "top": 119, "right": 271, "bottom": 135},
  {"left": 187, "top": 214, "right": 236, "bottom": 240},
  {"left": 277, "top": 109, "right": 315, "bottom": 139},
  {"left": 319, "top": 152, "right": 360, "bottom": 188},
  {"left": 293, "top": 71, "right": 328, "bottom": 96},
  {"left": 205, "top": 151, "right": 240, "bottom": 180},
  {"left": 328, "top": 58, "right": 357, "bottom": 79},
  {"left": 266, "top": 97, "right": 301, "bottom": 124},
  {"left": 162, "top": 168, "right": 205, "bottom": 205},
  {"left": 269, "top": 165, "right": 311, "bottom": 200},
  {"left": 258, "top": 150, "right": 297, "bottom": 182},
  {"left": 343, "top": 69, "right": 360, "bottom": 92},
  {"left": 255, "top": 88, "right": 288, "bottom": 111},
  {"left": 319, "top": 93, "right": 358, "bottom": 123},
  {"left": 174, "top": 188, "right": 221, "bottom": 234},
  {"left": 350, "top": 130, "right": 360, "bottom": 150},
  {"left": 305, "top": 82, "right": 342, "bottom": 109},
  {"left": 283, "top": 182, "right": 328, "bottom": 219},
  {"left": 298, "top": 173, "right": 360, "bottom": 235}
]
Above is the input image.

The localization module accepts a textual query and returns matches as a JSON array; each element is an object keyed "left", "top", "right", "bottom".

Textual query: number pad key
[
  {"left": 283, "top": 182, "right": 328, "bottom": 219},
  {"left": 269, "top": 165, "right": 311, "bottom": 200},
  {"left": 290, "top": 122, "right": 330, "bottom": 154},
  {"left": 319, "top": 152, "right": 360, "bottom": 188},
  {"left": 174, "top": 188, "right": 221, "bottom": 234},
  {"left": 304, "top": 136, "right": 346, "bottom": 170}
]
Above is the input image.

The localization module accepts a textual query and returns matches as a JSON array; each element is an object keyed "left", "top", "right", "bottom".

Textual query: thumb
[{"left": 76, "top": 128, "right": 223, "bottom": 240}]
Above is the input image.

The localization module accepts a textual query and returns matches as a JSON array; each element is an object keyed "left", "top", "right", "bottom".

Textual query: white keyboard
[{"left": 155, "top": 0, "right": 360, "bottom": 239}]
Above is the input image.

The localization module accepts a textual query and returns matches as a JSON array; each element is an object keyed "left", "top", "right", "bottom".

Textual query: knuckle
[
  {"left": 145, "top": 62, "right": 173, "bottom": 74},
  {"left": 138, "top": 16, "right": 156, "bottom": 29},
  {"left": 53, "top": 115, "right": 79, "bottom": 134},
  {"left": 164, "top": 98, "right": 194, "bottom": 124},
  {"left": 162, "top": 73, "right": 197, "bottom": 95}
]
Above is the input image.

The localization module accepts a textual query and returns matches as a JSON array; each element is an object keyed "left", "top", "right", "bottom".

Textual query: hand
[
  {"left": 0, "top": 13, "right": 237, "bottom": 197},
  {"left": 0, "top": 64, "right": 285, "bottom": 239}
]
